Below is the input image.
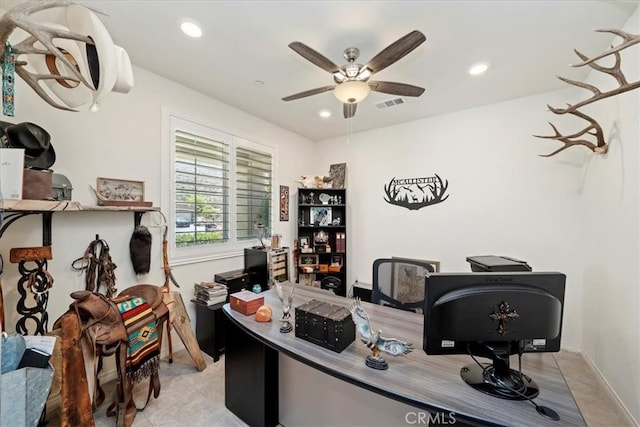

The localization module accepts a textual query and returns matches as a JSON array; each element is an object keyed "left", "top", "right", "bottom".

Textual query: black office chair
[{"left": 371, "top": 258, "right": 435, "bottom": 314}]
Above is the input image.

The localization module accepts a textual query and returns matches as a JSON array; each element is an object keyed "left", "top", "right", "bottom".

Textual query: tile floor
[{"left": 46, "top": 349, "right": 634, "bottom": 426}]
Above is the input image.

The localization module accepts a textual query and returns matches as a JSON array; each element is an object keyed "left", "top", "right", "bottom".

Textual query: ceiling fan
[{"left": 282, "top": 30, "right": 426, "bottom": 119}]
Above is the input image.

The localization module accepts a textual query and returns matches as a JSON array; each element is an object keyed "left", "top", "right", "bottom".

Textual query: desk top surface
[{"left": 223, "top": 284, "right": 586, "bottom": 427}]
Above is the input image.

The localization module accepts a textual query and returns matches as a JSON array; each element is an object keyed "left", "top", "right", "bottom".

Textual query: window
[{"left": 165, "top": 114, "right": 274, "bottom": 263}]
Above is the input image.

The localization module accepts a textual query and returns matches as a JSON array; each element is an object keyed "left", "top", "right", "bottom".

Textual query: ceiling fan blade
[
  {"left": 289, "top": 42, "right": 341, "bottom": 74},
  {"left": 369, "top": 81, "right": 425, "bottom": 97},
  {"left": 343, "top": 103, "right": 357, "bottom": 119},
  {"left": 282, "top": 85, "right": 335, "bottom": 101},
  {"left": 364, "top": 30, "right": 426, "bottom": 74}
]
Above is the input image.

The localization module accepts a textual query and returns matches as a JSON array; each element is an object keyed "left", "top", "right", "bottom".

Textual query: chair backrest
[{"left": 371, "top": 258, "right": 435, "bottom": 313}]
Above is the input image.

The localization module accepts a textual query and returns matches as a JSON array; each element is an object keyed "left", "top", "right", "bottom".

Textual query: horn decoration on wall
[
  {"left": 0, "top": 1, "right": 95, "bottom": 111},
  {"left": 534, "top": 29, "right": 640, "bottom": 157}
]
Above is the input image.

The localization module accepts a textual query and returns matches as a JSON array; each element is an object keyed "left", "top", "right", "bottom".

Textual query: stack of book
[{"left": 194, "top": 282, "right": 228, "bottom": 306}]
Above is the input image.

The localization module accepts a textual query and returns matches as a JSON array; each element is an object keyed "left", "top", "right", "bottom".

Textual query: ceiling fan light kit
[
  {"left": 334, "top": 80, "right": 371, "bottom": 104},
  {"left": 282, "top": 30, "right": 427, "bottom": 119}
]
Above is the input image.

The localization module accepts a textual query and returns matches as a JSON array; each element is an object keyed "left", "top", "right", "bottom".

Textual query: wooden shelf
[
  {"left": 0, "top": 199, "right": 159, "bottom": 245},
  {"left": 2, "top": 199, "right": 158, "bottom": 213},
  {"left": 299, "top": 204, "right": 345, "bottom": 208}
]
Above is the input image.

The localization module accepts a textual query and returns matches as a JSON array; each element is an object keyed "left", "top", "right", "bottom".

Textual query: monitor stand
[{"left": 460, "top": 344, "right": 539, "bottom": 400}]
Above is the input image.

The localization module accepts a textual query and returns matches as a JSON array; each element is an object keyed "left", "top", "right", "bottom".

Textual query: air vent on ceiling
[{"left": 376, "top": 97, "right": 405, "bottom": 109}]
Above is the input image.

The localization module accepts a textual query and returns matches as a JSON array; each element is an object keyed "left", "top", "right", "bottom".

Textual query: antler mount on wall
[{"left": 535, "top": 29, "right": 640, "bottom": 157}]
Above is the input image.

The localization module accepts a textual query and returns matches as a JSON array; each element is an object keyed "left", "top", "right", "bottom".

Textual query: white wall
[
  {"left": 314, "top": 89, "right": 585, "bottom": 350},
  {"left": 0, "top": 65, "right": 315, "bottom": 340},
  {"left": 579, "top": 8, "right": 640, "bottom": 423}
]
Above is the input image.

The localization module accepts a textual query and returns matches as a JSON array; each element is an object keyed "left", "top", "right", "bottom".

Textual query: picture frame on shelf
[
  {"left": 95, "top": 177, "right": 151, "bottom": 207},
  {"left": 329, "top": 163, "right": 346, "bottom": 189},
  {"left": 299, "top": 273, "right": 314, "bottom": 286},
  {"left": 331, "top": 254, "right": 344, "bottom": 267},
  {"left": 299, "top": 254, "right": 319, "bottom": 267},
  {"left": 310, "top": 207, "right": 332, "bottom": 226},
  {"left": 299, "top": 236, "right": 310, "bottom": 248}
]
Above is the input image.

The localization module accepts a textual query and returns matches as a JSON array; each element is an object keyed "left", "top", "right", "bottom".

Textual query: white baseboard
[
  {"left": 560, "top": 344, "right": 582, "bottom": 353},
  {"left": 580, "top": 351, "right": 639, "bottom": 426}
]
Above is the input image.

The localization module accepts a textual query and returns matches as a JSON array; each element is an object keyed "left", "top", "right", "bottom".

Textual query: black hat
[{"left": 0, "top": 121, "right": 56, "bottom": 170}]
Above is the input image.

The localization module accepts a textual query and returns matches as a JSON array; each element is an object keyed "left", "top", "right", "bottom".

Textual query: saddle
[{"left": 63, "top": 284, "right": 168, "bottom": 427}]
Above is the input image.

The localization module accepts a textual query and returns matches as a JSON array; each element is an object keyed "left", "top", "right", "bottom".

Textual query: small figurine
[
  {"left": 349, "top": 299, "right": 414, "bottom": 370},
  {"left": 306, "top": 192, "right": 315, "bottom": 204},
  {"left": 274, "top": 279, "right": 295, "bottom": 333}
]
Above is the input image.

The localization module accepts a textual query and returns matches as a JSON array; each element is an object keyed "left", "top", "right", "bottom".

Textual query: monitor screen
[{"left": 422, "top": 271, "right": 566, "bottom": 404}]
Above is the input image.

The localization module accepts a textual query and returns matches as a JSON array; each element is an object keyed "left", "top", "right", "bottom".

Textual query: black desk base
[
  {"left": 224, "top": 316, "right": 279, "bottom": 427},
  {"left": 194, "top": 301, "right": 225, "bottom": 362}
]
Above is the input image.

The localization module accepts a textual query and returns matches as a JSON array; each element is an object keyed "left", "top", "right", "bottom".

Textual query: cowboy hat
[
  {"left": 65, "top": 5, "right": 118, "bottom": 111},
  {"left": 0, "top": 121, "right": 56, "bottom": 170},
  {"left": 27, "top": 23, "right": 94, "bottom": 109},
  {"left": 24, "top": 6, "right": 134, "bottom": 111}
]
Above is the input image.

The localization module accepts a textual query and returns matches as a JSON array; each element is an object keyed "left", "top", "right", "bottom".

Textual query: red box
[{"left": 230, "top": 290, "right": 264, "bottom": 315}]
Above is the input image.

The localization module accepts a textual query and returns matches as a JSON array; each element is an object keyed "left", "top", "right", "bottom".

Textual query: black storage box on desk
[
  {"left": 214, "top": 269, "right": 250, "bottom": 294},
  {"left": 295, "top": 299, "right": 355, "bottom": 353}
]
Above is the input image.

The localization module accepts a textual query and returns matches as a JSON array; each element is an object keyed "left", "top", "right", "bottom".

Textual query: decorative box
[
  {"left": 230, "top": 291, "right": 264, "bottom": 316},
  {"left": 52, "top": 173, "right": 73, "bottom": 201},
  {"left": 295, "top": 299, "right": 355, "bottom": 353},
  {"left": 214, "top": 269, "right": 250, "bottom": 294},
  {"left": 318, "top": 264, "right": 328, "bottom": 273}
]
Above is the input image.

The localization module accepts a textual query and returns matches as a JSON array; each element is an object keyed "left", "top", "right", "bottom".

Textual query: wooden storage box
[
  {"left": 295, "top": 299, "right": 355, "bottom": 353},
  {"left": 230, "top": 291, "right": 264, "bottom": 316}
]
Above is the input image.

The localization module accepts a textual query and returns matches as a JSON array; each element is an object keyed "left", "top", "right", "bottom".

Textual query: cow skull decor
[
  {"left": 0, "top": 0, "right": 133, "bottom": 115},
  {"left": 534, "top": 29, "right": 640, "bottom": 157}
]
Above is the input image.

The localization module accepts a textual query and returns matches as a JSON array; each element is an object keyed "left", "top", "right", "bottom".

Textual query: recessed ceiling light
[
  {"left": 319, "top": 110, "right": 331, "bottom": 118},
  {"left": 181, "top": 21, "right": 202, "bottom": 38},
  {"left": 468, "top": 62, "right": 489, "bottom": 76}
]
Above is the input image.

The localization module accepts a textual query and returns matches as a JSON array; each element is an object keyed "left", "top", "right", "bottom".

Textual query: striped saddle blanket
[{"left": 116, "top": 296, "right": 160, "bottom": 383}]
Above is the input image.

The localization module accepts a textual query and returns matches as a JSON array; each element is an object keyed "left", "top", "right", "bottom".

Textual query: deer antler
[
  {"left": 535, "top": 29, "right": 640, "bottom": 157},
  {"left": 534, "top": 107, "right": 607, "bottom": 157},
  {"left": 0, "top": 0, "right": 98, "bottom": 111}
]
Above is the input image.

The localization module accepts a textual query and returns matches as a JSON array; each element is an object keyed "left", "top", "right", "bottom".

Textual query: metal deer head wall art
[
  {"left": 0, "top": 0, "right": 134, "bottom": 115},
  {"left": 534, "top": 29, "right": 640, "bottom": 157}
]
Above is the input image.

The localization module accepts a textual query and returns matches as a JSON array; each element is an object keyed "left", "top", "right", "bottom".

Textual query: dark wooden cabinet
[
  {"left": 193, "top": 300, "right": 226, "bottom": 362},
  {"left": 296, "top": 188, "right": 346, "bottom": 296}
]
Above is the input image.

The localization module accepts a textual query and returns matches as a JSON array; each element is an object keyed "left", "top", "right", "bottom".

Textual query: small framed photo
[
  {"left": 299, "top": 273, "right": 314, "bottom": 286},
  {"left": 331, "top": 254, "right": 343, "bottom": 267},
  {"left": 95, "top": 177, "right": 151, "bottom": 207},
  {"left": 97, "top": 177, "right": 144, "bottom": 201},
  {"left": 299, "top": 236, "right": 310, "bottom": 248},
  {"left": 299, "top": 254, "right": 319, "bottom": 266},
  {"left": 310, "top": 207, "right": 332, "bottom": 226}
]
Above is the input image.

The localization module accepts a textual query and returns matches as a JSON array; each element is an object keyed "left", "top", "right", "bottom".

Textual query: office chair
[{"left": 371, "top": 258, "right": 435, "bottom": 314}]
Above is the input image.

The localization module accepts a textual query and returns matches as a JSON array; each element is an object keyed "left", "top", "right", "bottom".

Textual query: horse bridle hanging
[{"left": 72, "top": 236, "right": 117, "bottom": 298}]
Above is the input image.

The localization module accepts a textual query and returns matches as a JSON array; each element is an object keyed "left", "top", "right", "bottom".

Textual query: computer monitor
[{"left": 423, "top": 271, "right": 565, "bottom": 402}]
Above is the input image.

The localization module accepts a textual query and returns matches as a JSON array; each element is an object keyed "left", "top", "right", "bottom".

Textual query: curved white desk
[{"left": 223, "top": 284, "right": 585, "bottom": 427}]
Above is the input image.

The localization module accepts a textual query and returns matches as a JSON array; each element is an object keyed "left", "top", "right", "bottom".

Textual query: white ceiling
[{"left": 8, "top": 1, "right": 640, "bottom": 141}]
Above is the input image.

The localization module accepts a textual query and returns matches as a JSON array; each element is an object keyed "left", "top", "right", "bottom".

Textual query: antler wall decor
[
  {"left": 383, "top": 174, "right": 449, "bottom": 211},
  {"left": 535, "top": 29, "right": 640, "bottom": 157}
]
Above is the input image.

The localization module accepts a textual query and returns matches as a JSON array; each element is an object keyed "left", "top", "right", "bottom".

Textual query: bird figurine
[
  {"left": 349, "top": 299, "right": 414, "bottom": 370},
  {"left": 274, "top": 279, "right": 295, "bottom": 333}
]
